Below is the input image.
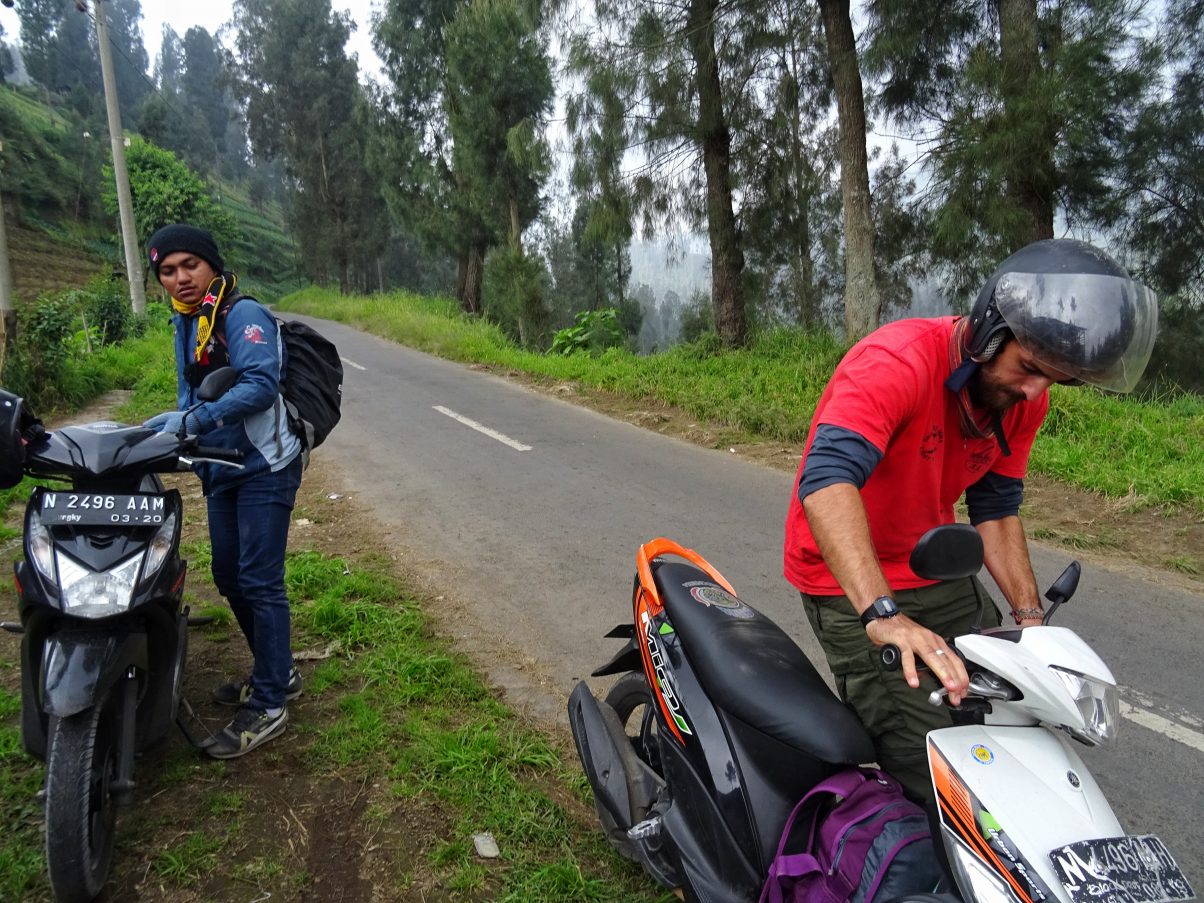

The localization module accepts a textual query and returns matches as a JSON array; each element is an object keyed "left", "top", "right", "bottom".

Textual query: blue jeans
[{"left": 207, "top": 456, "right": 302, "bottom": 710}]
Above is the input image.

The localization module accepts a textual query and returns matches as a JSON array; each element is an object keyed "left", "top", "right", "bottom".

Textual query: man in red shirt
[{"left": 784, "top": 239, "right": 1158, "bottom": 800}]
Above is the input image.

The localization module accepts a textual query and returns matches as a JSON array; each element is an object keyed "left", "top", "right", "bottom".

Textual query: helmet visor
[{"left": 994, "top": 271, "right": 1158, "bottom": 393}]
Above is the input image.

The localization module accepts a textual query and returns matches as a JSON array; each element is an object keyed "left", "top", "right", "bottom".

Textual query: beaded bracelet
[{"left": 1012, "top": 607, "right": 1044, "bottom": 624}]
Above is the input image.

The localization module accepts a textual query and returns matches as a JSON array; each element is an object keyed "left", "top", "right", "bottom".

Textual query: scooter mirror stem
[{"left": 1042, "top": 561, "right": 1082, "bottom": 625}]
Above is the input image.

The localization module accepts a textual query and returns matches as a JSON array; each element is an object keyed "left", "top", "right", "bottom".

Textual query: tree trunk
[
  {"left": 0, "top": 192, "right": 15, "bottom": 371},
  {"left": 509, "top": 195, "right": 522, "bottom": 252},
  {"left": 784, "top": 32, "right": 820, "bottom": 327},
  {"left": 456, "top": 253, "right": 468, "bottom": 304},
  {"left": 336, "top": 226, "right": 351, "bottom": 294},
  {"left": 615, "top": 242, "right": 626, "bottom": 308},
  {"left": 997, "top": 0, "right": 1055, "bottom": 246},
  {"left": 687, "top": 0, "right": 746, "bottom": 348},
  {"left": 459, "top": 242, "right": 485, "bottom": 315},
  {"left": 818, "top": 0, "right": 882, "bottom": 342}
]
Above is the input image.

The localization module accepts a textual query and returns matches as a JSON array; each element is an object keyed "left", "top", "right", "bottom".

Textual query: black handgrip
[
  {"left": 880, "top": 644, "right": 902, "bottom": 671},
  {"left": 881, "top": 642, "right": 960, "bottom": 673},
  {"left": 193, "top": 446, "right": 244, "bottom": 460}
]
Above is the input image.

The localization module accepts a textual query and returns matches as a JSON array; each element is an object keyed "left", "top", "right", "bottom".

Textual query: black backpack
[{"left": 277, "top": 319, "right": 343, "bottom": 453}]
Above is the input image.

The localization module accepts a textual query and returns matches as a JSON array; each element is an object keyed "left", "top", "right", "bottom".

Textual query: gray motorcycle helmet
[{"left": 964, "top": 239, "right": 1158, "bottom": 393}]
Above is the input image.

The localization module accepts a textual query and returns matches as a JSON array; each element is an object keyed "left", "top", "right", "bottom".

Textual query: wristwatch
[{"left": 860, "top": 595, "right": 900, "bottom": 628}]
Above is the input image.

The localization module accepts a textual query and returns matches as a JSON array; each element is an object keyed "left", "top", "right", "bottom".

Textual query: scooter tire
[
  {"left": 605, "top": 672, "right": 653, "bottom": 727},
  {"left": 44, "top": 693, "right": 119, "bottom": 903},
  {"left": 604, "top": 672, "right": 662, "bottom": 776}
]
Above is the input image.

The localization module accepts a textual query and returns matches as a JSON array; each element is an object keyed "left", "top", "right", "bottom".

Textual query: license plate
[
  {"left": 40, "top": 492, "right": 168, "bottom": 527},
  {"left": 1050, "top": 834, "right": 1195, "bottom": 903}
]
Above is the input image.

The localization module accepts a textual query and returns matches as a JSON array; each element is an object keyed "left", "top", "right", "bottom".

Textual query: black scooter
[{"left": 1, "top": 369, "right": 242, "bottom": 903}]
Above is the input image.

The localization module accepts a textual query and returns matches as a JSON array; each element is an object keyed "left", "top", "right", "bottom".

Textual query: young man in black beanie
[{"left": 145, "top": 223, "right": 304, "bottom": 758}]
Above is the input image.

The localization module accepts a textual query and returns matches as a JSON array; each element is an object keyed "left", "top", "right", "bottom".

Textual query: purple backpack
[{"left": 759, "top": 768, "right": 944, "bottom": 903}]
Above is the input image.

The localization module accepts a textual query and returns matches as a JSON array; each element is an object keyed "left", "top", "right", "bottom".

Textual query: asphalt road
[{"left": 304, "top": 314, "right": 1204, "bottom": 881}]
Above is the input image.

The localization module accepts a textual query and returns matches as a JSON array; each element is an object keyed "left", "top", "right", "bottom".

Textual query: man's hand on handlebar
[{"left": 865, "top": 614, "right": 969, "bottom": 705}]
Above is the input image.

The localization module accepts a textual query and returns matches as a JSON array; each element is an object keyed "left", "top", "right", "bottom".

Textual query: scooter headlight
[
  {"left": 142, "top": 511, "right": 177, "bottom": 581},
  {"left": 1051, "top": 665, "right": 1120, "bottom": 746},
  {"left": 27, "top": 508, "right": 56, "bottom": 582},
  {"left": 56, "top": 550, "right": 143, "bottom": 619},
  {"left": 945, "top": 835, "right": 1019, "bottom": 903}
]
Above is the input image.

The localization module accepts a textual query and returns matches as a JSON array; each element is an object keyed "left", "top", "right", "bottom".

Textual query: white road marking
[
  {"left": 433, "top": 406, "right": 532, "bottom": 451},
  {"left": 341, "top": 357, "right": 367, "bottom": 371},
  {"left": 1121, "top": 701, "right": 1204, "bottom": 753}
]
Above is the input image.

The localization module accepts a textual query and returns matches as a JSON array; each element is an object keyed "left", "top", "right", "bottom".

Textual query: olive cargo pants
[{"left": 800, "top": 577, "right": 1001, "bottom": 802}]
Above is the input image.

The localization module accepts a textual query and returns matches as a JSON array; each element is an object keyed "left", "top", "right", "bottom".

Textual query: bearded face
[
  {"left": 969, "top": 338, "right": 1068, "bottom": 414},
  {"left": 969, "top": 358, "right": 1028, "bottom": 413}
]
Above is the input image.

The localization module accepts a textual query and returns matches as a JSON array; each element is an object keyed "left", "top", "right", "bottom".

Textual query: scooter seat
[{"left": 654, "top": 561, "right": 875, "bottom": 765}]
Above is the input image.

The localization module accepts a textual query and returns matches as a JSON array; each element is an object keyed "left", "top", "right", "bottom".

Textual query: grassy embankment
[
  {"left": 278, "top": 288, "right": 1204, "bottom": 514},
  {"left": 0, "top": 83, "right": 301, "bottom": 306},
  {"left": 0, "top": 319, "right": 666, "bottom": 902}
]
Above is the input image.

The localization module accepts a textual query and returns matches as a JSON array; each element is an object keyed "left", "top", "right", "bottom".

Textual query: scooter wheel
[
  {"left": 44, "top": 693, "right": 120, "bottom": 902},
  {"left": 605, "top": 672, "right": 661, "bottom": 773}
]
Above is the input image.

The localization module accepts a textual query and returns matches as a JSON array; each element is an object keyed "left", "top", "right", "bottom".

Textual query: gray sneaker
[
  {"left": 211, "top": 667, "right": 303, "bottom": 707},
  {"left": 205, "top": 705, "right": 288, "bottom": 759}
]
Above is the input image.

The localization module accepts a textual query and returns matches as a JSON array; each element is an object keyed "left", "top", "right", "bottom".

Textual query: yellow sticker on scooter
[{"left": 971, "top": 744, "right": 995, "bottom": 765}]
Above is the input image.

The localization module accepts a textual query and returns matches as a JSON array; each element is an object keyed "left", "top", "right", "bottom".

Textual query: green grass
[
  {"left": 282, "top": 549, "right": 665, "bottom": 900},
  {"left": 153, "top": 831, "right": 224, "bottom": 885},
  {"left": 278, "top": 288, "right": 1204, "bottom": 513},
  {"left": 0, "top": 687, "right": 46, "bottom": 902},
  {"left": 0, "top": 544, "right": 662, "bottom": 902}
]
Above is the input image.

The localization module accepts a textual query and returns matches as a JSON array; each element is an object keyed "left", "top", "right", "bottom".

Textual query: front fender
[{"left": 41, "top": 631, "right": 147, "bottom": 718}]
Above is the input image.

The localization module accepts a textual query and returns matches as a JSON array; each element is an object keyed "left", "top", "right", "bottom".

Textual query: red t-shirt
[{"left": 783, "top": 317, "right": 1049, "bottom": 595}]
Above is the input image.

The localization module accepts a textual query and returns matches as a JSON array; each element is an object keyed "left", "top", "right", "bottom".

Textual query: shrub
[
  {"left": 1, "top": 282, "right": 148, "bottom": 412},
  {"left": 548, "top": 308, "right": 625, "bottom": 356},
  {"left": 80, "top": 275, "right": 137, "bottom": 345},
  {"left": 482, "top": 247, "right": 550, "bottom": 349}
]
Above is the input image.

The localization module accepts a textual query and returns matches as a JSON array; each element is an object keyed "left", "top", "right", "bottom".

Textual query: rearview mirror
[
  {"left": 1042, "top": 561, "right": 1081, "bottom": 624},
  {"left": 908, "top": 523, "right": 984, "bottom": 581},
  {"left": 197, "top": 367, "right": 238, "bottom": 402}
]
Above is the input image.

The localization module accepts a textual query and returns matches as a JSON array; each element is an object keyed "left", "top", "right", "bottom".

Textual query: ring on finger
[{"left": 933, "top": 649, "right": 946, "bottom": 656}]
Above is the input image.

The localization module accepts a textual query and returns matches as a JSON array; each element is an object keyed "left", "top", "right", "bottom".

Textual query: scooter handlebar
[
  {"left": 878, "top": 643, "right": 952, "bottom": 673},
  {"left": 879, "top": 643, "right": 956, "bottom": 708},
  {"left": 192, "top": 446, "right": 243, "bottom": 461},
  {"left": 178, "top": 444, "right": 245, "bottom": 471},
  {"left": 880, "top": 644, "right": 902, "bottom": 671}
]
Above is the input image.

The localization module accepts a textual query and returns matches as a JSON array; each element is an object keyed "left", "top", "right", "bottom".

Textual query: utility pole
[
  {"left": 91, "top": 0, "right": 146, "bottom": 314},
  {"left": 0, "top": 141, "right": 15, "bottom": 368}
]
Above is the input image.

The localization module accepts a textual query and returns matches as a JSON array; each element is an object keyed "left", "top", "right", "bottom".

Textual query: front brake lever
[{"left": 179, "top": 456, "right": 245, "bottom": 471}]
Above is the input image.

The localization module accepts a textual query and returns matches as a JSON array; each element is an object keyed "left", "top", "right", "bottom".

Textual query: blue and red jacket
[{"left": 169, "top": 295, "right": 301, "bottom": 495}]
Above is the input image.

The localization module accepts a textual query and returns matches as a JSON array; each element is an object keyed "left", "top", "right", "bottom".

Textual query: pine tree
[
  {"left": 864, "top": 0, "right": 1159, "bottom": 297},
  {"left": 566, "top": 0, "right": 748, "bottom": 346},
  {"left": 371, "top": 0, "right": 490, "bottom": 312},
  {"left": 231, "top": 0, "right": 385, "bottom": 292}
]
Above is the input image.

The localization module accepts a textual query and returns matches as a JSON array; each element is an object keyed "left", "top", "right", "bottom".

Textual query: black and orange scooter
[{"left": 569, "top": 536, "right": 878, "bottom": 901}]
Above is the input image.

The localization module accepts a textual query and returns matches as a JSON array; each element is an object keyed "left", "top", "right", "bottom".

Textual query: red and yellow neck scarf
[{"left": 172, "top": 273, "right": 236, "bottom": 362}]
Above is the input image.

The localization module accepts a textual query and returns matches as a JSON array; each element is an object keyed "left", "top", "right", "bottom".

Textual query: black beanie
[{"left": 147, "top": 224, "right": 224, "bottom": 277}]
